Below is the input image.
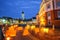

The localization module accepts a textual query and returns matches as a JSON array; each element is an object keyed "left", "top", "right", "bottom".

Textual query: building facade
[
  {"left": 36, "top": 14, "right": 40, "bottom": 26},
  {"left": 0, "top": 17, "right": 19, "bottom": 25},
  {"left": 39, "top": 0, "right": 60, "bottom": 28}
]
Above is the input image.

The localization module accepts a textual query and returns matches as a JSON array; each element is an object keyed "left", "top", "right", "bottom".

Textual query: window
[
  {"left": 56, "top": 1, "right": 60, "bottom": 7},
  {"left": 47, "top": 12, "right": 51, "bottom": 25},
  {"left": 57, "top": 11, "right": 60, "bottom": 18},
  {"left": 47, "top": 13, "right": 50, "bottom": 16},
  {"left": 47, "top": 12, "right": 51, "bottom": 20},
  {"left": 47, "top": 4, "right": 50, "bottom": 9},
  {"left": 48, "top": 21, "right": 51, "bottom": 25},
  {"left": 44, "top": 0, "right": 49, "bottom": 3}
]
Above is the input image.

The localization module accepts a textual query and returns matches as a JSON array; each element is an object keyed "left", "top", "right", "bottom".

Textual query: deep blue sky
[{"left": 0, "top": 0, "right": 42, "bottom": 19}]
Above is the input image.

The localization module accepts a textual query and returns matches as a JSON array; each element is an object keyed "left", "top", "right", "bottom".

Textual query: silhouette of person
[{"left": 0, "top": 25, "right": 4, "bottom": 40}]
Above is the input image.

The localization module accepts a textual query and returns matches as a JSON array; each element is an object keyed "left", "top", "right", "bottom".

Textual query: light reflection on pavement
[{"left": 4, "top": 25, "right": 60, "bottom": 40}]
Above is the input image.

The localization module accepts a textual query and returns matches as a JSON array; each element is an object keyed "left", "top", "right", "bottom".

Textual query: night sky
[{"left": 0, "top": 0, "right": 42, "bottom": 19}]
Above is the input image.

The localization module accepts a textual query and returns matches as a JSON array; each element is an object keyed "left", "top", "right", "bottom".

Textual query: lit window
[
  {"left": 56, "top": 1, "right": 60, "bottom": 7},
  {"left": 57, "top": 11, "right": 60, "bottom": 18}
]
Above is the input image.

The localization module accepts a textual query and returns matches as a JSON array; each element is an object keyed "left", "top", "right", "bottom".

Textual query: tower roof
[{"left": 22, "top": 11, "right": 24, "bottom": 14}]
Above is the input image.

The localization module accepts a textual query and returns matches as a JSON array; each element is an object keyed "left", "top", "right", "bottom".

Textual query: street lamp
[
  {"left": 2, "top": 19, "right": 6, "bottom": 23},
  {"left": 40, "top": 27, "right": 49, "bottom": 33},
  {"left": 6, "top": 37, "right": 10, "bottom": 40}
]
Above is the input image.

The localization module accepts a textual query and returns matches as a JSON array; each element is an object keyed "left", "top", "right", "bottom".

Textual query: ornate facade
[{"left": 39, "top": 0, "right": 60, "bottom": 28}]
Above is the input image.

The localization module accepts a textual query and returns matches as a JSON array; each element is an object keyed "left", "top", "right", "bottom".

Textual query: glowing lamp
[
  {"left": 6, "top": 37, "right": 10, "bottom": 40},
  {"left": 31, "top": 25, "right": 35, "bottom": 30},
  {"left": 40, "top": 27, "right": 49, "bottom": 33},
  {"left": 23, "top": 29, "right": 30, "bottom": 36}
]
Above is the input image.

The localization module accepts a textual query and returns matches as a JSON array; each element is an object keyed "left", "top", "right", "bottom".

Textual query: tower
[{"left": 21, "top": 11, "right": 25, "bottom": 20}]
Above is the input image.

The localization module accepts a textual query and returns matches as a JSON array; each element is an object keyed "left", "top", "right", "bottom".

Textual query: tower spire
[{"left": 21, "top": 10, "right": 25, "bottom": 20}]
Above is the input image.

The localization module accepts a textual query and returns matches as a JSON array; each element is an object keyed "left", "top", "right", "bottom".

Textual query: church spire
[{"left": 21, "top": 10, "right": 25, "bottom": 20}]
